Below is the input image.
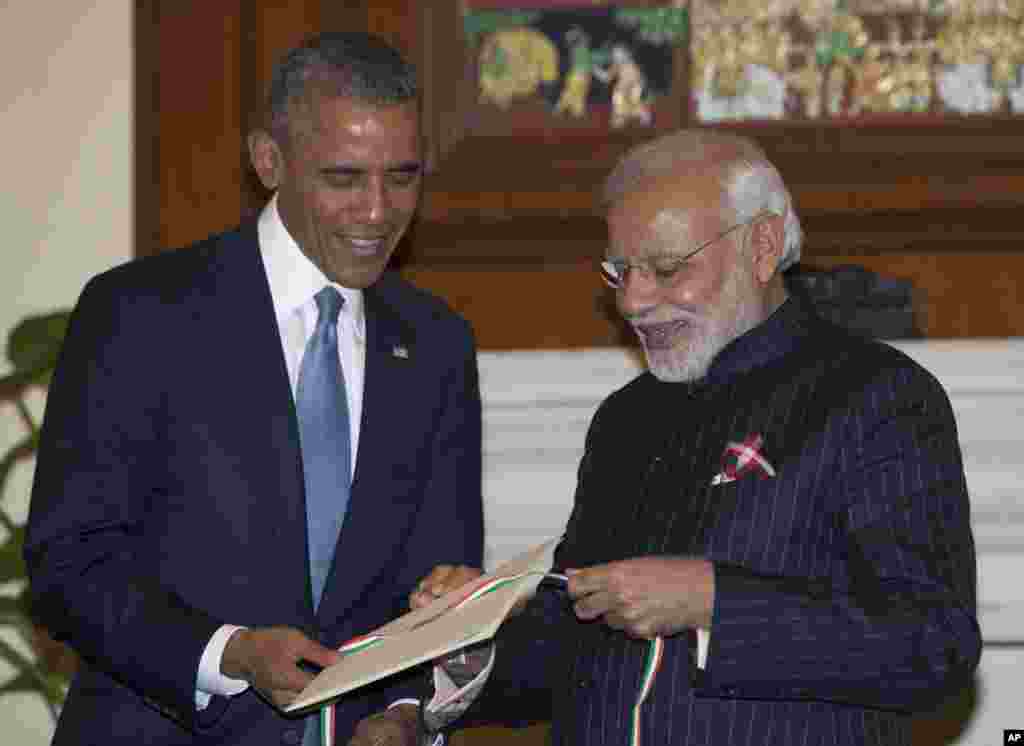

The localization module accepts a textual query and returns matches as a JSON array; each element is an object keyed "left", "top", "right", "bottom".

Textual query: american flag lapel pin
[
  {"left": 711, "top": 434, "right": 776, "bottom": 486},
  {"left": 392, "top": 345, "right": 409, "bottom": 360}
]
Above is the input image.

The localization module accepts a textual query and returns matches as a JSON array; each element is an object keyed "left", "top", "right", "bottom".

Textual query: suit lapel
[
  {"left": 316, "top": 283, "right": 419, "bottom": 624},
  {"left": 203, "top": 227, "right": 311, "bottom": 617}
]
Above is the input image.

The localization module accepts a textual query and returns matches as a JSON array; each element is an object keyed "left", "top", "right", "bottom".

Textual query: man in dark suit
[
  {"left": 24, "top": 32, "right": 482, "bottom": 746},
  {"left": 409, "top": 129, "right": 981, "bottom": 745}
]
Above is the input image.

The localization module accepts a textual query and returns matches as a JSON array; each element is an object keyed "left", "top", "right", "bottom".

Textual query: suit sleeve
[
  {"left": 24, "top": 276, "right": 225, "bottom": 730},
  {"left": 696, "top": 362, "right": 982, "bottom": 713}
]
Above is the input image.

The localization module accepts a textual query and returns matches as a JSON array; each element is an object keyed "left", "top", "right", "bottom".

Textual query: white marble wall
[{"left": 477, "top": 340, "right": 1024, "bottom": 744}]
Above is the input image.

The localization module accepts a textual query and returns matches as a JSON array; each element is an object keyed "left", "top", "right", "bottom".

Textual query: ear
[
  {"left": 248, "top": 130, "right": 285, "bottom": 191},
  {"left": 749, "top": 214, "right": 785, "bottom": 285}
]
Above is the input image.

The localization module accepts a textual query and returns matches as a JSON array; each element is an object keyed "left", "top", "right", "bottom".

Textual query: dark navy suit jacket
[
  {"left": 464, "top": 299, "right": 980, "bottom": 746},
  {"left": 25, "top": 224, "right": 484, "bottom": 745}
]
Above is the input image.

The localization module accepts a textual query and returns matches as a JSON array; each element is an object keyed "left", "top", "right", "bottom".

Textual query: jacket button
[
  {"left": 577, "top": 677, "right": 591, "bottom": 689},
  {"left": 281, "top": 728, "right": 301, "bottom": 745}
]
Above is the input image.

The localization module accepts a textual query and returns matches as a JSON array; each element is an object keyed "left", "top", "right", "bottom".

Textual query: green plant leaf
[
  {"left": 5, "top": 311, "right": 71, "bottom": 376},
  {"left": 0, "top": 671, "right": 65, "bottom": 711},
  {"left": 0, "top": 526, "right": 27, "bottom": 584},
  {"left": 0, "top": 594, "right": 29, "bottom": 625},
  {"left": 0, "top": 308, "right": 71, "bottom": 723},
  {"left": 0, "top": 432, "right": 38, "bottom": 508},
  {"left": 0, "top": 671, "right": 38, "bottom": 695}
]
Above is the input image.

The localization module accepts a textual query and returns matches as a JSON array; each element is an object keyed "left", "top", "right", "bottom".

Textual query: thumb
[{"left": 300, "top": 638, "right": 342, "bottom": 670}]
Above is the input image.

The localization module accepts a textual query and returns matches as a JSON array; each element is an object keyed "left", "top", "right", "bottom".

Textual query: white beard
[{"left": 641, "top": 266, "right": 763, "bottom": 383}]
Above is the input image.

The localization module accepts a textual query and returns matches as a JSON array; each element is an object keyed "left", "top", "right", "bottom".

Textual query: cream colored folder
[{"left": 285, "top": 537, "right": 559, "bottom": 713}]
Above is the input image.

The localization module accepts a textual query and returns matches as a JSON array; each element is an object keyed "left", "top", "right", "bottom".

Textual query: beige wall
[{"left": 0, "top": 2, "right": 133, "bottom": 742}]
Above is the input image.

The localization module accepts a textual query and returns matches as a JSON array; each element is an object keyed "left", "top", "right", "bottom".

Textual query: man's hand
[
  {"left": 409, "top": 565, "right": 482, "bottom": 610},
  {"left": 567, "top": 556, "right": 715, "bottom": 638},
  {"left": 221, "top": 627, "right": 340, "bottom": 709},
  {"left": 349, "top": 704, "right": 419, "bottom": 746}
]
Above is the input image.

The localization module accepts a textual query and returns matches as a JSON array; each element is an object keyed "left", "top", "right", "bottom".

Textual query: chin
[
  {"left": 641, "top": 326, "right": 720, "bottom": 383},
  {"left": 329, "top": 260, "right": 391, "bottom": 289},
  {"left": 645, "top": 348, "right": 714, "bottom": 383}
]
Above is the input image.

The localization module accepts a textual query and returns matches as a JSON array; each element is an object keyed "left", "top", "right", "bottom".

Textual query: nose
[{"left": 359, "top": 175, "right": 391, "bottom": 223}]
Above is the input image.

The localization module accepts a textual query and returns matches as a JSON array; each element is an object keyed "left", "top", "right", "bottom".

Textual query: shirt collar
[{"left": 257, "top": 194, "right": 365, "bottom": 341}]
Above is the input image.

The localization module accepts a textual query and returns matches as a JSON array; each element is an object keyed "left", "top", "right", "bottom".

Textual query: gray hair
[
  {"left": 602, "top": 129, "right": 803, "bottom": 270},
  {"left": 265, "top": 31, "right": 418, "bottom": 141}
]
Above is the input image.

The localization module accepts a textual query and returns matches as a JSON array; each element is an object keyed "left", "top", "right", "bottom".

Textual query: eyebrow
[
  {"left": 320, "top": 161, "right": 423, "bottom": 177},
  {"left": 605, "top": 250, "right": 701, "bottom": 263}
]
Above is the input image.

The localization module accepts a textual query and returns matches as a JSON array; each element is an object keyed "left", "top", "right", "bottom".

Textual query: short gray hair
[
  {"left": 265, "top": 31, "right": 418, "bottom": 140},
  {"left": 602, "top": 129, "right": 803, "bottom": 270}
]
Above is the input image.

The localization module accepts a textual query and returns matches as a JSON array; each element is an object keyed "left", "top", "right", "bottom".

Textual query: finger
[
  {"left": 510, "top": 592, "right": 535, "bottom": 615},
  {"left": 567, "top": 566, "right": 609, "bottom": 600},
  {"left": 423, "top": 568, "right": 455, "bottom": 598},
  {"left": 256, "top": 686, "right": 297, "bottom": 710},
  {"left": 601, "top": 610, "right": 655, "bottom": 638},
  {"left": 410, "top": 565, "right": 455, "bottom": 607},
  {"left": 421, "top": 565, "right": 455, "bottom": 586},
  {"left": 267, "top": 662, "right": 313, "bottom": 696},
  {"left": 573, "top": 590, "right": 617, "bottom": 621},
  {"left": 350, "top": 708, "right": 416, "bottom": 746},
  {"left": 429, "top": 565, "right": 480, "bottom": 595},
  {"left": 409, "top": 588, "right": 435, "bottom": 610},
  {"left": 298, "top": 638, "right": 342, "bottom": 670}
]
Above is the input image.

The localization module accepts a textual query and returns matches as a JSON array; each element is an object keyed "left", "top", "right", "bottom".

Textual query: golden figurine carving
[
  {"left": 597, "top": 45, "right": 654, "bottom": 128},
  {"left": 553, "top": 27, "right": 599, "bottom": 119},
  {"left": 478, "top": 27, "right": 559, "bottom": 109}
]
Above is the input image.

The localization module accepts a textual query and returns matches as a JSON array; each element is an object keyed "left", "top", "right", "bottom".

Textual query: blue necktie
[{"left": 297, "top": 287, "right": 351, "bottom": 611}]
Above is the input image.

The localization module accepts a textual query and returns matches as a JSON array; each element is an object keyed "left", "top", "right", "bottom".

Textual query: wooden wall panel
[
  {"left": 149, "top": 1, "right": 244, "bottom": 253},
  {"left": 401, "top": 251, "right": 1024, "bottom": 349},
  {"left": 239, "top": 0, "right": 327, "bottom": 220},
  {"left": 401, "top": 262, "right": 630, "bottom": 350},
  {"left": 812, "top": 252, "right": 1024, "bottom": 339},
  {"left": 138, "top": 1, "right": 1024, "bottom": 346},
  {"left": 393, "top": 0, "right": 1024, "bottom": 346}
]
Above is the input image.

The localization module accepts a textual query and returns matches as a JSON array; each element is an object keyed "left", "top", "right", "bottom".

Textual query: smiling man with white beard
[{"left": 409, "top": 129, "right": 981, "bottom": 746}]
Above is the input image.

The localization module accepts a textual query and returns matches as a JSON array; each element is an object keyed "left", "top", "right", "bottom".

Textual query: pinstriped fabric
[{"left": 468, "top": 299, "right": 979, "bottom": 746}]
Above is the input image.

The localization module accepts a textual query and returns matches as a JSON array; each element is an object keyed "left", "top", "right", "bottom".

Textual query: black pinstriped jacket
[{"left": 464, "top": 298, "right": 981, "bottom": 746}]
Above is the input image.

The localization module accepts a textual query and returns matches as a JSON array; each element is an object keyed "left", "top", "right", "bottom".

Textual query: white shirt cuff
[
  {"left": 696, "top": 627, "right": 710, "bottom": 669},
  {"left": 196, "top": 624, "right": 250, "bottom": 708},
  {"left": 396, "top": 644, "right": 496, "bottom": 738}
]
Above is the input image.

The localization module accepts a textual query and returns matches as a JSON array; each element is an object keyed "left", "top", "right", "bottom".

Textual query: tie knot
[{"left": 314, "top": 286, "right": 344, "bottom": 325}]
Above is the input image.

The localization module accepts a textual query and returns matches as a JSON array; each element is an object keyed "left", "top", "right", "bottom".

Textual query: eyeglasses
[{"left": 600, "top": 212, "right": 772, "bottom": 290}]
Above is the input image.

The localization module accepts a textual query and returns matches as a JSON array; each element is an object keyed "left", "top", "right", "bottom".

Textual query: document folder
[{"left": 286, "top": 537, "right": 559, "bottom": 713}]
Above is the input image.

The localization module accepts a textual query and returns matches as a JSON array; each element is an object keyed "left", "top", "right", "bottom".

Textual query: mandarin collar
[{"left": 649, "top": 297, "right": 817, "bottom": 397}]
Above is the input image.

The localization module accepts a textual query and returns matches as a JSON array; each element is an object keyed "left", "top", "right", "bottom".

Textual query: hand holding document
[{"left": 285, "top": 537, "right": 560, "bottom": 714}]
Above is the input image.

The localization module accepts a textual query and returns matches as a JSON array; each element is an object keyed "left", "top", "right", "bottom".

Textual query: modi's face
[{"left": 606, "top": 179, "right": 767, "bottom": 383}]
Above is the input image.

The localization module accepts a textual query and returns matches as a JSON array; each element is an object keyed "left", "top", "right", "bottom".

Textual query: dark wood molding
[{"left": 399, "top": 204, "right": 1024, "bottom": 268}]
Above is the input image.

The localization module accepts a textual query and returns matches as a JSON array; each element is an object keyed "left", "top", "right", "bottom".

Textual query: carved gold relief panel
[{"left": 691, "top": 0, "right": 1024, "bottom": 121}]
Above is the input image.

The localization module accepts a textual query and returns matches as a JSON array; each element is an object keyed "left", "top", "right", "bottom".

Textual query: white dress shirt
[{"left": 195, "top": 195, "right": 366, "bottom": 704}]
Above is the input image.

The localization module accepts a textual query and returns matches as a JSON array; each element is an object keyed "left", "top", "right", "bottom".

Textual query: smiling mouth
[
  {"left": 346, "top": 235, "right": 390, "bottom": 257},
  {"left": 635, "top": 319, "right": 693, "bottom": 349}
]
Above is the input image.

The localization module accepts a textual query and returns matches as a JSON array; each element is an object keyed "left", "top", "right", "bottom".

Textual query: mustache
[{"left": 622, "top": 306, "right": 706, "bottom": 326}]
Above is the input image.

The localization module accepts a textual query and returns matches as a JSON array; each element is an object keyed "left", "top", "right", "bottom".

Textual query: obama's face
[{"left": 251, "top": 92, "right": 422, "bottom": 288}]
